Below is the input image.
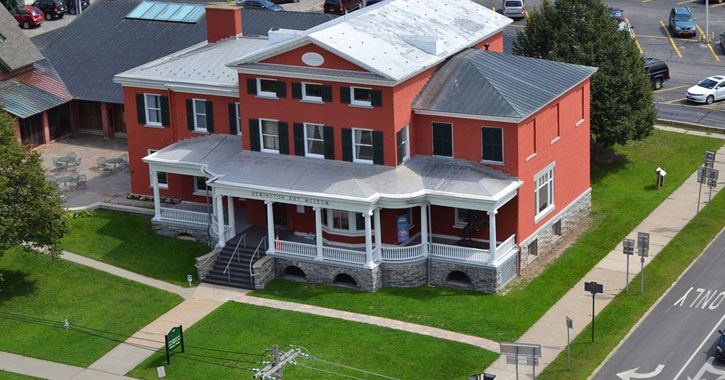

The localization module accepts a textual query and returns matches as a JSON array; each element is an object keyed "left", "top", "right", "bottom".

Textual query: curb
[
  {"left": 68, "top": 201, "right": 155, "bottom": 217},
  {"left": 657, "top": 118, "right": 725, "bottom": 133}
]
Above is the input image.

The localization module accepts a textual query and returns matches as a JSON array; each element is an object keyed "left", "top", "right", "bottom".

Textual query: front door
[{"left": 273, "top": 203, "right": 287, "bottom": 229}]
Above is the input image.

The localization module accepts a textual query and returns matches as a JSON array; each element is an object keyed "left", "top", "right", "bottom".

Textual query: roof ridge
[{"left": 466, "top": 52, "right": 525, "bottom": 118}]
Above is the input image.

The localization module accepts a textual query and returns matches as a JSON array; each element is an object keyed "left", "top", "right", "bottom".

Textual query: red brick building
[{"left": 115, "top": 0, "right": 596, "bottom": 292}]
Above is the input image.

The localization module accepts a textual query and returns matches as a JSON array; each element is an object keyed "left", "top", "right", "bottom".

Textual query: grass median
[
  {"left": 249, "top": 130, "right": 723, "bottom": 342},
  {"left": 0, "top": 371, "right": 43, "bottom": 380},
  {"left": 128, "top": 301, "right": 498, "bottom": 380},
  {"left": 61, "top": 210, "right": 210, "bottom": 287},
  {"left": 0, "top": 247, "right": 183, "bottom": 367},
  {"left": 537, "top": 184, "right": 725, "bottom": 379}
]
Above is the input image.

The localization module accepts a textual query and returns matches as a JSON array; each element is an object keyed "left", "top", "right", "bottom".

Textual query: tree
[
  {"left": 513, "top": 0, "right": 657, "bottom": 147},
  {"left": 0, "top": 111, "right": 68, "bottom": 257}
]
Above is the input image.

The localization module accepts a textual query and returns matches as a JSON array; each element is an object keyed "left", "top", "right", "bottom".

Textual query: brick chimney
[{"left": 205, "top": 5, "right": 242, "bottom": 44}]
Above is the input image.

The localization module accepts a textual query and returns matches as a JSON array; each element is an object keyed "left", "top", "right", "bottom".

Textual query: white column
[
  {"left": 374, "top": 208, "right": 381, "bottom": 253},
  {"left": 226, "top": 196, "right": 235, "bottom": 237},
  {"left": 314, "top": 207, "right": 323, "bottom": 260},
  {"left": 488, "top": 210, "right": 497, "bottom": 263},
  {"left": 266, "top": 201, "right": 275, "bottom": 252},
  {"left": 215, "top": 194, "right": 225, "bottom": 247},
  {"left": 151, "top": 170, "right": 161, "bottom": 220},
  {"left": 420, "top": 204, "right": 428, "bottom": 255},
  {"left": 364, "top": 210, "right": 373, "bottom": 267}
]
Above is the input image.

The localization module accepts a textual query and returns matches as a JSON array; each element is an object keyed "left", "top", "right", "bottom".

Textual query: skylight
[{"left": 126, "top": 1, "right": 206, "bottom": 23}]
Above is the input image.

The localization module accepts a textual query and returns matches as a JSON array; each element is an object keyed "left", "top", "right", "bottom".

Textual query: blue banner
[{"left": 397, "top": 215, "right": 409, "bottom": 243}]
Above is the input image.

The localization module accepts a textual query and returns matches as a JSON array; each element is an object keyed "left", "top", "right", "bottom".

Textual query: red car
[{"left": 10, "top": 6, "right": 44, "bottom": 29}]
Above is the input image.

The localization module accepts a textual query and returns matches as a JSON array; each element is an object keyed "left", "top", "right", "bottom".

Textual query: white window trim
[
  {"left": 453, "top": 208, "right": 478, "bottom": 228},
  {"left": 398, "top": 125, "right": 410, "bottom": 163},
  {"left": 352, "top": 128, "right": 374, "bottom": 164},
  {"left": 321, "top": 209, "right": 367, "bottom": 236},
  {"left": 235, "top": 102, "right": 241, "bottom": 136},
  {"left": 192, "top": 98, "right": 207, "bottom": 133},
  {"left": 257, "top": 78, "right": 278, "bottom": 99},
  {"left": 350, "top": 86, "right": 372, "bottom": 107},
  {"left": 144, "top": 93, "right": 162, "bottom": 127},
  {"left": 303, "top": 122, "right": 325, "bottom": 159},
  {"left": 193, "top": 176, "right": 210, "bottom": 196},
  {"left": 534, "top": 161, "right": 556, "bottom": 224},
  {"left": 302, "top": 82, "right": 323, "bottom": 103},
  {"left": 432, "top": 122, "right": 454, "bottom": 158},
  {"left": 480, "top": 126, "right": 504, "bottom": 165},
  {"left": 259, "top": 118, "right": 280, "bottom": 154},
  {"left": 147, "top": 149, "right": 168, "bottom": 190}
]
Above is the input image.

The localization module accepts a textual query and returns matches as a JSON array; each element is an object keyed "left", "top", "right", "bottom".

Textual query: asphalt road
[{"left": 592, "top": 230, "right": 725, "bottom": 380}]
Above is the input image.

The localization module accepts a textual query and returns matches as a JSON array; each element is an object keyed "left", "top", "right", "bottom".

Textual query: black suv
[
  {"left": 717, "top": 329, "right": 725, "bottom": 362},
  {"left": 64, "top": 0, "right": 89, "bottom": 14},
  {"left": 324, "top": 0, "right": 362, "bottom": 14},
  {"left": 645, "top": 58, "right": 669, "bottom": 90},
  {"left": 32, "top": 0, "right": 66, "bottom": 19}
]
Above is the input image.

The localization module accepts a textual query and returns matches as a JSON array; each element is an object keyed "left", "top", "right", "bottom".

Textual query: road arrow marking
[
  {"left": 617, "top": 365, "right": 665, "bottom": 379},
  {"left": 687, "top": 357, "right": 725, "bottom": 380}
]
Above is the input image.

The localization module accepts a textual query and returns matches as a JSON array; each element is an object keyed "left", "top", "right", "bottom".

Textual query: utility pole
[{"left": 254, "top": 345, "right": 301, "bottom": 379}]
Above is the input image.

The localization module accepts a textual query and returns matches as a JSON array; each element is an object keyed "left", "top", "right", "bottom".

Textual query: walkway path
[
  {"left": 484, "top": 127, "right": 725, "bottom": 379},
  {"left": 0, "top": 351, "right": 137, "bottom": 380}
]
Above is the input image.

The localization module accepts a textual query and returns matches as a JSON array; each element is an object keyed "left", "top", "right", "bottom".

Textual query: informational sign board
[
  {"left": 500, "top": 342, "right": 541, "bottom": 379},
  {"left": 165, "top": 325, "right": 184, "bottom": 365},
  {"left": 584, "top": 281, "right": 603, "bottom": 294},
  {"left": 397, "top": 215, "right": 409, "bottom": 243},
  {"left": 157, "top": 366, "right": 166, "bottom": 378},
  {"left": 637, "top": 232, "right": 649, "bottom": 257},
  {"left": 622, "top": 239, "right": 635, "bottom": 255}
]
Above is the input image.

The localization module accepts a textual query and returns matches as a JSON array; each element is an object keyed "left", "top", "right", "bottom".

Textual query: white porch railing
[
  {"left": 159, "top": 207, "right": 208, "bottom": 226},
  {"left": 430, "top": 243, "right": 490, "bottom": 264},
  {"left": 495, "top": 235, "right": 516, "bottom": 261},
  {"left": 323, "top": 246, "right": 366, "bottom": 265},
  {"left": 380, "top": 244, "right": 426, "bottom": 262},
  {"left": 276, "top": 240, "right": 317, "bottom": 258},
  {"left": 211, "top": 222, "right": 232, "bottom": 241}
]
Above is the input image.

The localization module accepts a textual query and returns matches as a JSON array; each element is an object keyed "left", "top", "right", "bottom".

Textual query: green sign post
[{"left": 165, "top": 325, "right": 184, "bottom": 365}]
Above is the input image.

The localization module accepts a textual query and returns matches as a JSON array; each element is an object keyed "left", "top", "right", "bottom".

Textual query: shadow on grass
[
  {"left": 590, "top": 142, "right": 631, "bottom": 186},
  {"left": 0, "top": 269, "right": 37, "bottom": 301}
]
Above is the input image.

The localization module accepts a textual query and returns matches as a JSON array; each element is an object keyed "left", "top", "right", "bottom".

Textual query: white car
[{"left": 686, "top": 76, "right": 725, "bottom": 104}]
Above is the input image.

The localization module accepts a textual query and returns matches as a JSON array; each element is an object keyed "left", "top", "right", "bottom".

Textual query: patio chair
[
  {"left": 71, "top": 172, "right": 80, "bottom": 183},
  {"left": 119, "top": 153, "right": 129, "bottom": 172},
  {"left": 67, "top": 151, "right": 76, "bottom": 159},
  {"left": 52, "top": 157, "right": 66, "bottom": 172},
  {"left": 97, "top": 157, "right": 107, "bottom": 170},
  {"left": 76, "top": 174, "right": 87, "bottom": 189}
]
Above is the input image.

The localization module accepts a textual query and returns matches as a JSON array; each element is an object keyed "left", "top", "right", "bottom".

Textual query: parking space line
[
  {"left": 696, "top": 24, "right": 721, "bottom": 62},
  {"left": 525, "top": 10, "right": 529, "bottom": 19},
  {"left": 302, "top": 1, "right": 323, "bottom": 11},
  {"left": 626, "top": 18, "right": 643, "bottom": 54},
  {"left": 712, "top": 2, "right": 725, "bottom": 7},
  {"left": 660, "top": 20, "right": 683, "bottom": 58},
  {"left": 677, "top": 0, "right": 696, "bottom": 4},
  {"left": 655, "top": 85, "right": 689, "bottom": 93},
  {"left": 636, "top": 35, "right": 699, "bottom": 42},
  {"left": 508, "top": 24, "right": 525, "bottom": 28},
  {"left": 642, "top": 0, "right": 654, "bottom": 3},
  {"left": 665, "top": 98, "right": 686, "bottom": 103},
  {"left": 492, "top": 6, "right": 495, "bottom": 11}
]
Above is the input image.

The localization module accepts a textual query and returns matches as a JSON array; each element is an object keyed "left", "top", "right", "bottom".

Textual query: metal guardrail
[
  {"left": 248, "top": 237, "right": 268, "bottom": 286},
  {"left": 222, "top": 234, "right": 247, "bottom": 282}
]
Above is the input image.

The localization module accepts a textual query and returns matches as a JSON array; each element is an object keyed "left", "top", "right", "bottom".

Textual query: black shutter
[
  {"left": 228, "top": 103, "right": 237, "bottom": 135},
  {"left": 160, "top": 96, "right": 170, "bottom": 127},
  {"left": 205, "top": 101, "right": 214, "bottom": 133},
  {"left": 341, "top": 128, "right": 352, "bottom": 162},
  {"left": 135, "top": 94, "right": 145, "bottom": 124},
  {"left": 322, "top": 85, "right": 333, "bottom": 102},
  {"left": 185, "top": 99, "right": 194, "bottom": 130},
  {"left": 340, "top": 87, "right": 351, "bottom": 104},
  {"left": 276, "top": 81, "right": 286, "bottom": 98},
  {"left": 291, "top": 82, "right": 302, "bottom": 99},
  {"left": 278, "top": 122, "right": 289, "bottom": 155},
  {"left": 293, "top": 123, "right": 305, "bottom": 156},
  {"left": 396, "top": 129, "right": 403, "bottom": 165},
  {"left": 372, "top": 131, "right": 384, "bottom": 165},
  {"left": 432, "top": 123, "right": 453, "bottom": 157},
  {"left": 249, "top": 119, "right": 260, "bottom": 151},
  {"left": 371, "top": 90, "right": 382, "bottom": 107},
  {"left": 247, "top": 78, "right": 257, "bottom": 95},
  {"left": 323, "top": 126, "right": 334, "bottom": 159}
]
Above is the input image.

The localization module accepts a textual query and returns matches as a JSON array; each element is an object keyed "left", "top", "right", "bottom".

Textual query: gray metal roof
[
  {"left": 0, "top": 59, "right": 71, "bottom": 118},
  {"left": 240, "top": 9, "right": 336, "bottom": 37},
  {"left": 147, "top": 135, "right": 521, "bottom": 204},
  {"left": 38, "top": 0, "right": 209, "bottom": 104},
  {"left": 412, "top": 49, "right": 597, "bottom": 122},
  {"left": 0, "top": 7, "right": 45, "bottom": 72}
]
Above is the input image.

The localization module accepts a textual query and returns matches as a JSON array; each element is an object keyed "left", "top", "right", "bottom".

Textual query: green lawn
[
  {"left": 249, "top": 130, "right": 723, "bottom": 342},
  {"left": 538, "top": 183, "right": 725, "bottom": 379},
  {"left": 0, "top": 247, "right": 183, "bottom": 367},
  {"left": 62, "top": 210, "right": 210, "bottom": 287},
  {"left": 0, "top": 371, "right": 43, "bottom": 380},
  {"left": 128, "top": 302, "right": 498, "bottom": 380}
]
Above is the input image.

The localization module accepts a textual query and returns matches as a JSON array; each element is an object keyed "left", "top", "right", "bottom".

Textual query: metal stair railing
[
  {"left": 222, "top": 234, "right": 247, "bottom": 282},
  {"left": 248, "top": 237, "right": 268, "bottom": 288}
]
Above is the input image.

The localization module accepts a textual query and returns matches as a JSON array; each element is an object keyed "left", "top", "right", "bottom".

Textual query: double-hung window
[
  {"left": 147, "top": 149, "right": 167, "bottom": 189},
  {"left": 454, "top": 208, "right": 477, "bottom": 227},
  {"left": 302, "top": 83, "right": 323, "bottom": 102},
  {"left": 304, "top": 123, "right": 325, "bottom": 158},
  {"left": 353, "top": 128, "right": 374, "bottom": 163},
  {"left": 144, "top": 94, "right": 162, "bottom": 126},
  {"left": 351, "top": 87, "right": 372, "bottom": 107},
  {"left": 192, "top": 99, "right": 207, "bottom": 132},
  {"left": 534, "top": 162, "right": 555, "bottom": 222},
  {"left": 260, "top": 119, "right": 280, "bottom": 153},
  {"left": 320, "top": 209, "right": 367, "bottom": 234},
  {"left": 396, "top": 125, "right": 410, "bottom": 164},
  {"left": 481, "top": 126, "right": 503, "bottom": 163},
  {"left": 194, "top": 176, "right": 209, "bottom": 195},
  {"left": 257, "top": 78, "right": 277, "bottom": 98}
]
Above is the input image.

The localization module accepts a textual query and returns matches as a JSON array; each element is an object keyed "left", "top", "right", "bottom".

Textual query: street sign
[
  {"left": 500, "top": 342, "right": 541, "bottom": 380},
  {"left": 565, "top": 316, "right": 573, "bottom": 371},
  {"left": 566, "top": 316, "right": 573, "bottom": 329},
  {"left": 622, "top": 239, "right": 635, "bottom": 255},
  {"left": 187, "top": 274, "right": 193, "bottom": 288},
  {"left": 584, "top": 281, "right": 603, "bottom": 294},
  {"left": 705, "top": 150, "right": 716, "bottom": 168},
  {"left": 637, "top": 232, "right": 650, "bottom": 257},
  {"left": 165, "top": 325, "right": 184, "bottom": 365}
]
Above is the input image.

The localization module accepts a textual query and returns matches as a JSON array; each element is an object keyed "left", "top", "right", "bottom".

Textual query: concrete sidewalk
[
  {"left": 484, "top": 127, "right": 725, "bottom": 379},
  {"left": 0, "top": 351, "right": 138, "bottom": 380}
]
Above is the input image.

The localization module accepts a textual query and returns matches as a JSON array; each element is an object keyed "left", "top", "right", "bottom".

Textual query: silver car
[
  {"left": 502, "top": 0, "right": 524, "bottom": 20},
  {"left": 686, "top": 76, "right": 725, "bottom": 104}
]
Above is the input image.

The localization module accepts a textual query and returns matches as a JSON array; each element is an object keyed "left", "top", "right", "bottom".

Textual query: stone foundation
[
  {"left": 520, "top": 189, "right": 591, "bottom": 267},
  {"left": 195, "top": 248, "right": 221, "bottom": 281},
  {"left": 152, "top": 222, "right": 210, "bottom": 244},
  {"left": 429, "top": 260, "right": 499, "bottom": 293},
  {"left": 381, "top": 260, "right": 428, "bottom": 287},
  {"left": 273, "top": 257, "right": 383, "bottom": 292},
  {"left": 253, "top": 256, "right": 275, "bottom": 289}
]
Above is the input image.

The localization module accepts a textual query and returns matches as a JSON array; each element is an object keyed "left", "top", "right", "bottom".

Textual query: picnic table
[
  {"left": 106, "top": 157, "right": 123, "bottom": 169},
  {"left": 58, "top": 156, "right": 76, "bottom": 168},
  {"left": 56, "top": 176, "right": 74, "bottom": 187}
]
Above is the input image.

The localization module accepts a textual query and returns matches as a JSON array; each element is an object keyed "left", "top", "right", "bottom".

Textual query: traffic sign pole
[
  {"left": 591, "top": 293, "right": 595, "bottom": 343},
  {"left": 640, "top": 256, "right": 645, "bottom": 295}
]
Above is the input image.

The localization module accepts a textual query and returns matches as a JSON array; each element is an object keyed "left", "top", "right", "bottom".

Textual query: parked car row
[
  {"left": 10, "top": 0, "right": 90, "bottom": 29},
  {"left": 10, "top": 6, "right": 44, "bottom": 29}
]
